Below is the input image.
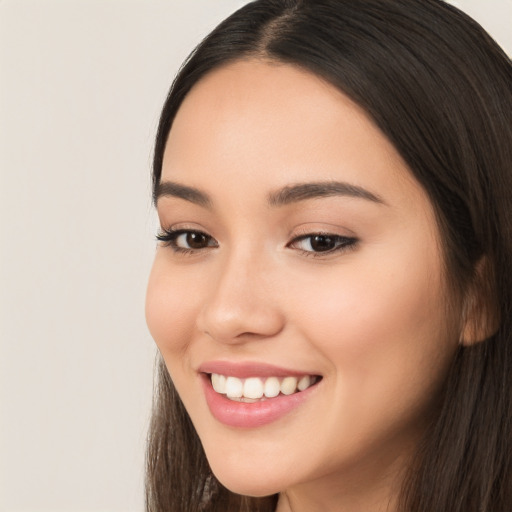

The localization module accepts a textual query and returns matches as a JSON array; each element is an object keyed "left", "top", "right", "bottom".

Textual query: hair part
[{"left": 147, "top": 1, "right": 512, "bottom": 510}]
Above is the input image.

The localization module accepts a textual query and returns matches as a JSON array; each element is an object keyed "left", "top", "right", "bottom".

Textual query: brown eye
[
  {"left": 173, "top": 231, "right": 216, "bottom": 250},
  {"left": 289, "top": 233, "right": 358, "bottom": 254},
  {"left": 309, "top": 235, "right": 336, "bottom": 252},
  {"left": 184, "top": 232, "right": 211, "bottom": 249},
  {"left": 156, "top": 229, "right": 217, "bottom": 252}
]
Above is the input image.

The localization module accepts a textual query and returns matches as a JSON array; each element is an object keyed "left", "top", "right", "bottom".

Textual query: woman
[{"left": 145, "top": 1, "right": 512, "bottom": 510}]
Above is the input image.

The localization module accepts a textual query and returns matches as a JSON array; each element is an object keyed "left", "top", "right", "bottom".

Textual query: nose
[{"left": 196, "top": 251, "right": 285, "bottom": 344}]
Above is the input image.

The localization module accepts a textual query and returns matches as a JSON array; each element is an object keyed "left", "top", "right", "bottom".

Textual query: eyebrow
[
  {"left": 155, "top": 180, "right": 385, "bottom": 208},
  {"left": 267, "top": 181, "right": 385, "bottom": 206},
  {"left": 155, "top": 181, "right": 212, "bottom": 208}
]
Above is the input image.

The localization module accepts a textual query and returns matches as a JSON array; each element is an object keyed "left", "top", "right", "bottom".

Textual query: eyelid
[
  {"left": 155, "top": 224, "right": 357, "bottom": 257},
  {"left": 287, "top": 230, "right": 358, "bottom": 257},
  {"left": 156, "top": 226, "right": 218, "bottom": 253}
]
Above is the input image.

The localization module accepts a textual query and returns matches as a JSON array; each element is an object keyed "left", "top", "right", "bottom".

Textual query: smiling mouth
[{"left": 208, "top": 373, "right": 322, "bottom": 403}]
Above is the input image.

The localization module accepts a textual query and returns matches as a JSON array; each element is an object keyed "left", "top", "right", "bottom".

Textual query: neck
[
  {"left": 274, "top": 439, "right": 412, "bottom": 512},
  {"left": 276, "top": 483, "right": 398, "bottom": 512}
]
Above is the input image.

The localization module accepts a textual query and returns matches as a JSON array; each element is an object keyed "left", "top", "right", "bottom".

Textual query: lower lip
[{"left": 201, "top": 374, "right": 319, "bottom": 428}]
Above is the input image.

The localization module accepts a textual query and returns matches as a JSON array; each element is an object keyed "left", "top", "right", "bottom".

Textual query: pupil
[
  {"left": 311, "top": 235, "right": 335, "bottom": 252},
  {"left": 186, "top": 232, "right": 208, "bottom": 249}
]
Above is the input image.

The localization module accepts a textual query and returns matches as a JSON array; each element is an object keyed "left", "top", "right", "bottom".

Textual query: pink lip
[
  {"left": 199, "top": 362, "right": 321, "bottom": 428},
  {"left": 198, "top": 360, "right": 314, "bottom": 378}
]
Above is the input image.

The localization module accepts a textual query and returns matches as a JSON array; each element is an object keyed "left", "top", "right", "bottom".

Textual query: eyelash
[
  {"left": 156, "top": 228, "right": 358, "bottom": 257},
  {"left": 287, "top": 232, "right": 358, "bottom": 257},
  {"left": 156, "top": 228, "right": 218, "bottom": 255}
]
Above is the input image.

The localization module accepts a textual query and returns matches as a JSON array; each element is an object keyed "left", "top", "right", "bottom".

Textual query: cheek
[
  {"left": 145, "top": 255, "right": 199, "bottom": 358},
  {"left": 280, "top": 255, "right": 457, "bottom": 461},
  {"left": 287, "top": 249, "right": 455, "bottom": 397}
]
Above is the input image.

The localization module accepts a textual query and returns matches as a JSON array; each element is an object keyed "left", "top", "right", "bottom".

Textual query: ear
[{"left": 459, "top": 257, "right": 499, "bottom": 346}]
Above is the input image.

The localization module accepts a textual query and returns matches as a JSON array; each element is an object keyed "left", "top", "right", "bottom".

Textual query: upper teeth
[{"left": 211, "top": 373, "right": 316, "bottom": 400}]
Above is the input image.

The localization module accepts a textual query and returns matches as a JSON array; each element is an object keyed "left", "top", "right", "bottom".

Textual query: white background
[{"left": 0, "top": 1, "right": 510, "bottom": 511}]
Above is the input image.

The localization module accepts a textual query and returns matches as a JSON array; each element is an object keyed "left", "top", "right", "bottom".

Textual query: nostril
[{"left": 197, "top": 303, "right": 285, "bottom": 344}]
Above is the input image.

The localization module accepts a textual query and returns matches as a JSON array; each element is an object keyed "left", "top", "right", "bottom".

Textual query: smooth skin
[{"left": 146, "top": 60, "right": 465, "bottom": 512}]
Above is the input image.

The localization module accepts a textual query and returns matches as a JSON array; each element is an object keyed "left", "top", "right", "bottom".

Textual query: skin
[{"left": 146, "top": 60, "right": 464, "bottom": 512}]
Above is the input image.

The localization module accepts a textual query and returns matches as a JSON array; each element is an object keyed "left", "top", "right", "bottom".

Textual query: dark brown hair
[{"left": 146, "top": 1, "right": 512, "bottom": 510}]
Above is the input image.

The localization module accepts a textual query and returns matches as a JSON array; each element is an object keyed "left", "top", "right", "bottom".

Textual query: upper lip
[{"left": 198, "top": 360, "right": 320, "bottom": 379}]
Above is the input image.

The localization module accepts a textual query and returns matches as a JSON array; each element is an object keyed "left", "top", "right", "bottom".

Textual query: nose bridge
[{"left": 197, "top": 245, "right": 284, "bottom": 343}]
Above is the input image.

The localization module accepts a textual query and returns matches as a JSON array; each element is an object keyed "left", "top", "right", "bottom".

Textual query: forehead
[
  {"left": 165, "top": 60, "right": 376, "bottom": 167},
  {"left": 162, "top": 59, "right": 429, "bottom": 215}
]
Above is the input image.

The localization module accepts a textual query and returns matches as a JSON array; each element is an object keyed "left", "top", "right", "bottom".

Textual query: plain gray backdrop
[{"left": 0, "top": 1, "right": 510, "bottom": 511}]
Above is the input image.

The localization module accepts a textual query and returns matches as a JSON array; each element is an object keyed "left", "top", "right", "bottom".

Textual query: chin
[
  {"left": 206, "top": 458, "right": 286, "bottom": 497},
  {"left": 216, "top": 478, "right": 280, "bottom": 498}
]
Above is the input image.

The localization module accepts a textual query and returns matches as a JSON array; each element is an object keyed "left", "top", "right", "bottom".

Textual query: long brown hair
[{"left": 146, "top": 1, "right": 512, "bottom": 510}]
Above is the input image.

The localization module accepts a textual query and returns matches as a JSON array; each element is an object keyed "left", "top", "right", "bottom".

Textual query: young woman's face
[{"left": 146, "top": 60, "right": 461, "bottom": 505}]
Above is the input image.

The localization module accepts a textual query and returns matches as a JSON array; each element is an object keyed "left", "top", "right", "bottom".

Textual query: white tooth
[
  {"left": 230, "top": 396, "right": 260, "bottom": 403},
  {"left": 211, "top": 373, "right": 226, "bottom": 394},
  {"left": 297, "top": 375, "right": 311, "bottom": 391},
  {"left": 264, "top": 377, "right": 280, "bottom": 398},
  {"left": 243, "top": 377, "right": 264, "bottom": 399},
  {"left": 280, "top": 376, "right": 298, "bottom": 395},
  {"left": 225, "top": 376, "right": 243, "bottom": 398}
]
